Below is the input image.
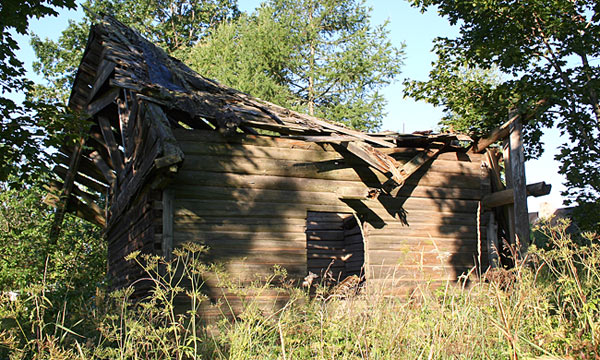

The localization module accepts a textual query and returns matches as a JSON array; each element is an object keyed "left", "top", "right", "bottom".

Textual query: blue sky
[{"left": 13, "top": 0, "right": 568, "bottom": 211}]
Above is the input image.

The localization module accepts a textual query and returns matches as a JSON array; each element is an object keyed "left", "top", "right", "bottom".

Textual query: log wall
[
  {"left": 168, "top": 129, "right": 490, "bottom": 313},
  {"left": 106, "top": 190, "right": 162, "bottom": 290}
]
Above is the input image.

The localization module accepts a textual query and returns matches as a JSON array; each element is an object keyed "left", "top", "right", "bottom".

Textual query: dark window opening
[{"left": 306, "top": 211, "right": 365, "bottom": 286}]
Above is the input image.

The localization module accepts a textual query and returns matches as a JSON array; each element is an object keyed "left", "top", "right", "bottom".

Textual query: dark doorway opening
[{"left": 306, "top": 211, "right": 365, "bottom": 284}]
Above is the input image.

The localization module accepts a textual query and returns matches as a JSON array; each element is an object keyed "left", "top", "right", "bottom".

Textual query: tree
[
  {"left": 0, "top": 0, "right": 76, "bottom": 185},
  {"left": 405, "top": 0, "right": 600, "bottom": 230},
  {"left": 0, "top": 181, "right": 104, "bottom": 292},
  {"left": 188, "top": 0, "right": 405, "bottom": 131},
  {"left": 183, "top": 11, "right": 298, "bottom": 110}
]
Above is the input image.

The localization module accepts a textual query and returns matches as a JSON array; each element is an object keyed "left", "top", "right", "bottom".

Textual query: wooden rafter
[
  {"left": 98, "top": 115, "right": 125, "bottom": 179},
  {"left": 87, "top": 57, "right": 117, "bottom": 102},
  {"left": 86, "top": 87, "right": 120, "bottom": 118},
  {"left": 89, "top": 150, "right": 117, "bottom": 184},
  {"left": 53, "top": 165, "right": 108, "bottom": 193},
  {"left": 49, "top": 137, "right": 85, "bottom": 242}
]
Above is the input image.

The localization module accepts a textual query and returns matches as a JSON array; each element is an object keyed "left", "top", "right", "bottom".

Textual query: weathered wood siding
[
  {"left": 169, "top": 129, "right": 490, "bottom": 303},
  {"left": 107, "top": 190, "right": 162, "bottom": 290},
  {"left": 306, "top": 211, "right": 353, "bottom": 281}
]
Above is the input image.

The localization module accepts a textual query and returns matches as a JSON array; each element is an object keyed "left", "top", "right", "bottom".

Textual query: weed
[{"left": 1, "top": 220, "right": 598, "bottom": 359}]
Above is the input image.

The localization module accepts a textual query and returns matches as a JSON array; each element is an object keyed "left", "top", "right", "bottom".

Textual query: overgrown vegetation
[{"left": 1, "top": 220, "right": 598, "bottom": 359}]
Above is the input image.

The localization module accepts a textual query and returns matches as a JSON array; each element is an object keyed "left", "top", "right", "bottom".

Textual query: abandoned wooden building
[{"left": 47, "top": 14, "right": 550, "bottom": 314}]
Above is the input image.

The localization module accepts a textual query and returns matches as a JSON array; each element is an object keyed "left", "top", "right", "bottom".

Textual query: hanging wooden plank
[
  {"left": 144, "top": 102, "right": 185, "bottom": 162},
  {"left": 116, "top": 95, "right": 130, "bottom": 158},
  {"left": 124, "top": 96, "right": 139, "bottom": 160},
  {"left": 503, "top": 139, "right": 516, "bottom": 248},
  {"left": 162, "top": 189, "right": 174, "bottom": 261},
  {"left": 87, "top": 128, "right": 115, "bottom": 168},
  {"left": 485, "top": 149, "right": 504, "bottom": 192},
  {"left": 49, "top": 137, "right": 85, "bottom": 242},
  {"left": 508, "top": 113, "right": 530, "bottom": 256},
  {"left": 98, "top": 115, "right": 125, "bottom": 178}
]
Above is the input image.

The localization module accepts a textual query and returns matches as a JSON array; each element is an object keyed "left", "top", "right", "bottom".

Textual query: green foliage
[
  {"left": 188, "top": 0, "right": 405, "bottom": 131},
  {"left": 0, "top": 0, "right": 76, "bottom": 185},
  {"left": 0, "top": 181, "right": 105, "bottom": 359},
  {"left": 183, "top": 11, "right": 298, "bottom": 110},
  {"left": 404, "top": 0, "right": 600, "bottom": 231},
  {"left": 0, "top": 182, "right": 105, "bottom": 292}
]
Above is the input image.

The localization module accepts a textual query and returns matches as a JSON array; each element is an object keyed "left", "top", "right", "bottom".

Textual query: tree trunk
[{"left": 308, "top": 5, "right": 315, "bottom": 116}]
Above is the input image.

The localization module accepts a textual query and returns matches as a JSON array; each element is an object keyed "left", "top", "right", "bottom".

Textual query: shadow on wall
[
  {"left": 341, "top": 148, "right": 488, "bottom": 284},
  {"left": 169, "top": 133, "right": 488, "bottom": 313}
]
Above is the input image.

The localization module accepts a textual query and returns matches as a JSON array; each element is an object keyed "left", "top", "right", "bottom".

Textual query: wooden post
[
  {"left": 487, "top": 212, "right": 499, "bottom": 268},
  {"left": 502, "top": 138, "right": 516, "bottom": 249},
  {"left": 162, "top": 188, "right": 174, "bottom": 262},
  {"left": 508, "top": 112, "right": 530, "bottom": 257}
]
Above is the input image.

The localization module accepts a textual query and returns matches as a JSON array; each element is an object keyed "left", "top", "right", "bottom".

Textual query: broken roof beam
[
  {"left": 310, "top": 118, "right": 396, "bottom": 148},
  {"left": 87, "top": 56, "right": 117, "bottom": 103},
  {"left": 394, "top": 145, "right": 446, "bottom": 185},
  {"left": 86, "top": 87, "right": 120, "bottom": 119},
  {"left": 343, "top": 141, "right": 398, "bottom": 177},
  {"left": 473, "top": 113, "right": 519, "bottom": 153},
  {"left": 473, "top": 100, "right": 549, "bottom": 153},
  {"left": 482, "top": 181, "right": 551, "bottom": 209}
]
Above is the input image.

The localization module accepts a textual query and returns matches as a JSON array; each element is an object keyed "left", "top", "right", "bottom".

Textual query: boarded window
[{"left": 306, "top": 211, "right": 365, "bottom": 284}]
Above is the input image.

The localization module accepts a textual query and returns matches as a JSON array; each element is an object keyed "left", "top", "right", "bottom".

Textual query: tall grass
[{"left": 1, "top": 219, "right": 598, "bottom": 359}]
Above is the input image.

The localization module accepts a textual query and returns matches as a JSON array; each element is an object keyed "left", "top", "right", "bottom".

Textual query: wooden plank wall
[
  {"left": 169, "top": 129, "right": 490, "bottom": 312},
  {"left": 306, "top": 211, "right": 350, "bottom": 282},
  {"left": 106, "top": 190, "right": 162, "bottom": 290},
  {"left": 305, "top": 212, "right": 365, "bottom": 283}
]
